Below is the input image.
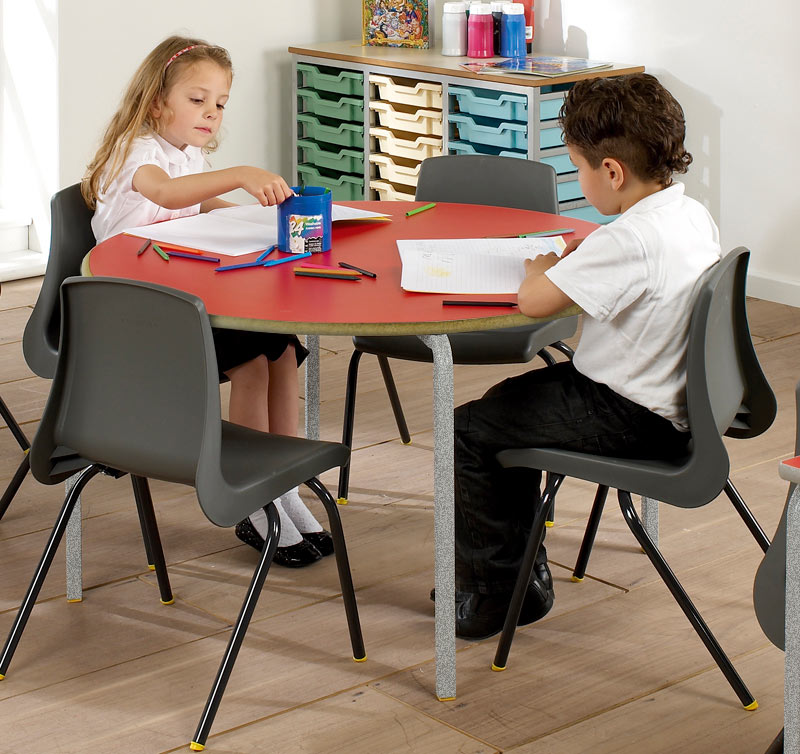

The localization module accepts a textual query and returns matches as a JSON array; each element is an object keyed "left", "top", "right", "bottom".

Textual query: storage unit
[{"left": 290, "top": 41, "right": 643, "bottom": 215}]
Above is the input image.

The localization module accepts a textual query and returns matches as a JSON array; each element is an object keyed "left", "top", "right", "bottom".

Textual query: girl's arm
[
  {"left": 200, "top": 197, "right": 236, "bottom": 213},
  {"left": 132, "top": 164, "right": 293, "bottom": 210}
]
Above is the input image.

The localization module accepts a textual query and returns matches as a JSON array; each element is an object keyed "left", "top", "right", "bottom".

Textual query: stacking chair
[
  {"left": 0, "top": 386, "right": 31, "bottom": 519},
  {"left": 338, "top": 154, "right": 579, "bottom": 502},
  {"left": 492, "top": 248, "right": 759, "bottom": 709},
  {"left": 0, "top": 276, "right": 364, "bottom": 750}
]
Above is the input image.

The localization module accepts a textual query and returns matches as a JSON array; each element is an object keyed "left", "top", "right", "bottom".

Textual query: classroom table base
[
  {"left": 786, "top": 483, "right": 800, "bottom": 751},
  {"left": 304, "top": 335, "right": 321, "bottom": 441},
  {"left": 65, "top": 475, "right": 82, "bottom": 602},
  {"left": 642, "top": 496, "right": 659, "bottom": 546}
]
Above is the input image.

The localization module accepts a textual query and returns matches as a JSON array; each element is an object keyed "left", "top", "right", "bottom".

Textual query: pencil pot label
[{"left": 278, "top": 187, "right": 332, "bottom": 253}]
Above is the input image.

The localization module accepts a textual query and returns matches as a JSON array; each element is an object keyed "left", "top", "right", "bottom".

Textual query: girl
[{"left": 82, "top": 35, "right": 332, "bottom": 568}]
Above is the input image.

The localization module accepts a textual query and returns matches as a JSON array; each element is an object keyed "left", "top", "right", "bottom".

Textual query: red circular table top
[{"left": 84, "top": 201, "right": 595, "bottom": 336}]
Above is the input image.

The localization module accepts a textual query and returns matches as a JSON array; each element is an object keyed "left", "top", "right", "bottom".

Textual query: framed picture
[{"left": 362, "top": 0, "right": 430, "bottom": 49}]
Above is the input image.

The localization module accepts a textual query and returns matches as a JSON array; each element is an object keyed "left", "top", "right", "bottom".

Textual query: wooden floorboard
[{"left": 0, "top": 278, "right": 796, "bottom": 753}]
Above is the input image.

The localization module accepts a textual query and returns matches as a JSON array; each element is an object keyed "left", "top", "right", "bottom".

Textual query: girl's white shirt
[{"left": 91, "top": 133, "right": 206, "bottom": 243}]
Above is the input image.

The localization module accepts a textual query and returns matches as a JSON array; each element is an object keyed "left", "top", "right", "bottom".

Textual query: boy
[{"left": 453, "top": 73, "right": 721, "bottom": 640}]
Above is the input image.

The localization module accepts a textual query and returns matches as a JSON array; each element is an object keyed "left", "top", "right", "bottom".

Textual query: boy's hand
[
  {"left": 236, "top": 167, "right": 293, "bottom": 206},
  {"left": 562, "top": 237, "right": 584, "bottom": 257},
  {"left": 524, "top": 252, "right": 560, "bottom": 276}
]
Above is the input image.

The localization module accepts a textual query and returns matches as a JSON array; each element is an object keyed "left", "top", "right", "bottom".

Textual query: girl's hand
[{"left": 236, "top": 167, "right": 293, "bottom": 206}]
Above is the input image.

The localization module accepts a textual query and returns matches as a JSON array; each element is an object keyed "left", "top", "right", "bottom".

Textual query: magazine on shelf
[{"left": 460, "top": 55, "right": 612, "bottom": 78}]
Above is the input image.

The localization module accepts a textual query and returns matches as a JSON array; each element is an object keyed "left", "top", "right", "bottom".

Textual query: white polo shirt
[
  {"left": 91, "top": 133, "right": 206, "bottom": 243},
  {"left": 545, "top": 183, "right": 721, "bottom": 429}
]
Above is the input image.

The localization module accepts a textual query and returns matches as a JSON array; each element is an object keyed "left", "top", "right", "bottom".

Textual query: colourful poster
[{"left": 363, "top": 0, "right": 429, "bottom": 49}]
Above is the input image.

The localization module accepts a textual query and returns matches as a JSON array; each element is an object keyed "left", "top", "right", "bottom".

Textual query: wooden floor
[{"left": 0, "top": 276, "right": 798, "bottom": 753}]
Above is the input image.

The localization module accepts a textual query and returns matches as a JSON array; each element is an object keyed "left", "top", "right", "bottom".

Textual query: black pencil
[
  {"left": 442, "top": 300, "right": 517, "bottom": 307},
  {"left": 338, "top": 261, "right": 377, "bottom": 278}
]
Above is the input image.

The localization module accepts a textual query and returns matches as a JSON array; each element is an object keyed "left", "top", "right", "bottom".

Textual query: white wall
[
  {"left": 57, "top": 1, "right": 798, "bottom": 303},
  {"left": 535, "top": 0, "right": 800, "bottom": 305}
]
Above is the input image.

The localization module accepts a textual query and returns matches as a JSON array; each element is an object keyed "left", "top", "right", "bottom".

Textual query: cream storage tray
[
  {"left": 369, "top": 100, "right": 443, "bottom": 136},
  {"left": 370, "top": 74, "right": 443, "bottom": 109},
  {"left": 369, "top": 178, "right": 416, "bottom": 201},
  {"left": 369, "top": 126, "right": 442, "bottom": 161},
  {"left": 368, "top": 153, "right": 423, "bottom": 188}
]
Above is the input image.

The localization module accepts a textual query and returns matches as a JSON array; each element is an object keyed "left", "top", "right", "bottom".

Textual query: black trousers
[{"left": 454, "top": 361, "right": 690, "bottom": 593}]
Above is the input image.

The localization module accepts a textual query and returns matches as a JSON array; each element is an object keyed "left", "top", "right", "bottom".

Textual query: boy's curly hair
[{"left": 559, "top": 73, "right": 692, "bottom": 187}]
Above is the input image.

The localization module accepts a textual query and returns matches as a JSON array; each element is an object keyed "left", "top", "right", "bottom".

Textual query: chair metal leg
[
  {"left": 724, "top": 478, "right": 770, "bottom": 553},
  {"left": 305, "top": 476, "right": 365, "bottom": 660},
  {"left": 337, "top": 349, "right": 363, "bottom": 504},
  {"left": 0, "top": 464, "right": 103, "bottom": 678},
  {"left": 618, "top": 490, "right": 756, "bottom": 708},
  {"left": 376, "top": 355, "right": 411, "bottom": 444},
  {"left": 0, "top": 452, "right": 30, "bottom": 521},
  {"left": 536, "top": 349, "right": 556, "bottom": 368},
  {"left": 493, "top": 473, "right": 565, "bottom": 671},
  {"left": 544, "top": 470, "right": 557, "bottom": 526},
  {"left": 572, "top": 485, "right": 610, "bottom": 581},
  {"left": 549, "top": 341, "right": 575, "bottom": 360},
  {"left": 0, "top": 394, "right": 30, "bottom": 452},
  {"left": 764, "top": 728, "right": 783, "bottom": 754},
  {"left": 130, "top": 475, "right": 173, "bottom": 605},
  {"left": 191, "top": 502, "right": 280, "bottom": 751}
]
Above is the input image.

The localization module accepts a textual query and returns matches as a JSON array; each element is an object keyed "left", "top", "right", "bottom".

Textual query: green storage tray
[
  {"left": 297, "top": 89, "right": 364, "bottom": 122},
  {"left": 297, "top": 114, "right": 364, "bottom": 149},
  {"left": 296, "top": 163, "right": 365, "bottom": 201},
  {"left": 297, "top": 63, "right": 364, "bottom": 96},
  {"left": 297, "top": 139, "right": 364, "bottom": 173}
]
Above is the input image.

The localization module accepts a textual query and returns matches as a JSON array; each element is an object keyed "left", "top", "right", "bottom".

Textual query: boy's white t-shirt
[
  {"left": 545, "top": 182, "right": 721, "bottom": 430},
  {"left": 91, "top": 133, "right": 206, "bottom": 243}
]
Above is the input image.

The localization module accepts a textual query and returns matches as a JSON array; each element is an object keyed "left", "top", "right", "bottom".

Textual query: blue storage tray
[
  {"left": 557, "top": 180, "right": 583, "bottom": 203},
  {"left": 449, "top": 86, "right": 527, "bottom": 122},
  {"left": 540, "top": 122, "right": 565, "bottom": 149},
  {"left": 539, "top": 94, "right": 566, "bottom": 121},
  {"left": 449, "top": 113, "right": 527, "bottom": 150},
  {"left": 539, "top": 152, "right": 575, "bottom": 175},
  {"left": 560, "top": 204, "right": 619, "bottom": 225},
  {"left": 448, "top": 140, "right": 526, "bottom": 159}
]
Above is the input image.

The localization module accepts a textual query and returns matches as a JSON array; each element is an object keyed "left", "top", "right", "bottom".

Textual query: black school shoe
[
  {"left": 234, "top": 518, "right": 322, "bottom": 568},
  {"left": 430, "top": 559, "right": 553, "bottom": 603},
  {"left": 302, "top": 530, "right": 334, "bottom": 556}
]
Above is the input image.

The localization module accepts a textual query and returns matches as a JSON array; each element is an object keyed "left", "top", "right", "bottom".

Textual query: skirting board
[{"left": 747, "top": 272, "right": 800, "bottom": 308}]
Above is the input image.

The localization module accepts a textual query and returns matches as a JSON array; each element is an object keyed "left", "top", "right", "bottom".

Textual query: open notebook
[{"left": 122, "top": 203, "right": 390, "bottom": 256}]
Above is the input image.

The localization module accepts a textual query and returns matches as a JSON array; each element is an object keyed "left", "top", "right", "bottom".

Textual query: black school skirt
[{"left": 211, "top": 327, "right": 309, "bottom": 381}]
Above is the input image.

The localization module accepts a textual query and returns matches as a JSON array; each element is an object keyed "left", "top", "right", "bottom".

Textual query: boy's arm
[
  {"left": 133, "top": 165, "right": 292, "bottom": 210},
  {"left": 517, "top": 253, "right": 575, "bottom": 317}
]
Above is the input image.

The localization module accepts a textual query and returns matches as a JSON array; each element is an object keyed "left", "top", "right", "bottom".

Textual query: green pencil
[
  {"left": 518, "top": 228, "right": 575, "bottom": 238},
  {"left": 151, "top": 243, "right": 170, "bottom": 261},
  {"left": 405, "top": 202, "right": 436, "bottom": 217}
]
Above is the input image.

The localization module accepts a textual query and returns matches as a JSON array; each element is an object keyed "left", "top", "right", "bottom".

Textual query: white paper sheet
[
  {"left": 123, "top": 203, "right": 391, "bottom": 256},
  {"left": 397, "top": 237, "right": 565, "bottom": 294}
]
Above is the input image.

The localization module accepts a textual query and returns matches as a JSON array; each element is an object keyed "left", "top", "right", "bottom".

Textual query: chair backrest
[
  {"left": 415, "top": 155, "right": 559, "bottom": 214},
  {"left": 30, "top": 276, "right": 222, "bottom": 497},
  {"left": 23, "top": 183, "right": 95, "bottom": 379}
]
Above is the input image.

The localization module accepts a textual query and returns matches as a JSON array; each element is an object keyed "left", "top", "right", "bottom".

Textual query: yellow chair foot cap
[
  {"left": 148, "top": 564, "right": 156, "bottom": 571},
  {"left": 491, "top": 663, "right": 506, "bottom": 672},
  {"left": 161, "top": 598, "right": 175, "bottom": 605},
  {"left": 571, "top": 575, "right": 584, "bottom": 582},
  {"left": 437, "top": 696, "right": 456, "bottom": 701},
  {"left": 66, "top": 598, "right": 82, "bottom": 603},
  {"left": 189, "top": 742, "right": 205, "bottom": 751},
  {"left": 0, "top": 673, "right": 5, "bottom": 680},
  {"left": 744, "top": 700, "right": 758, "bottom": 711},
  {"left": 353, "top": 655, "right": 367, "bottom": 662},
  {"left": 402, "top": 439, "right": 413, "bottom": 445},
  {"left": 336, "top": 497, "right": 348, "bottom": 505},
  {"left": 545, "top": 520, "right": 554, "bottom": 528}
]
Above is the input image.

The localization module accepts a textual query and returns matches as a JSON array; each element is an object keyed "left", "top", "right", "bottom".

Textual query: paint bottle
[
  {"left": 499, "top": 3, "right": 526, "bottom": 58},
  {"left": 490, "top": 2, "right": 510, "bottom": 55},
  {"left": 518, "top": 0, "right": 534, "bottom": 52},
  {"left": 442, "top": 2, "right": 468, "bottom": 56},
  {"left": 467, "top": 3, "right": 493, "bottom": 58}
]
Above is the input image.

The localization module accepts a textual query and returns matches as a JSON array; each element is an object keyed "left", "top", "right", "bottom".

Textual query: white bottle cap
[
  {"left": 491, "top": 1, "right": 510, "bottom": 11},
  {"left": 504, "top": 2, "right": 525, "bottom": 12},
  {"left": 443, "top": 1, "right": 467, "bottom": 11},
  {"left": 470, "top": 3, "right": 491, "bottom": 14}
]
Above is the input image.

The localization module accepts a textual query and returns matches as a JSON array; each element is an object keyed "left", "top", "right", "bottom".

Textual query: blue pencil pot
[{"left": 277, "top": 186, "right": 332, "bottom": 253}]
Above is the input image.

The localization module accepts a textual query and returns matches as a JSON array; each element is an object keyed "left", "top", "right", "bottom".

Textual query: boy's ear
[{"left": 602, "top": 157, "right": 626, "bottom": 191}]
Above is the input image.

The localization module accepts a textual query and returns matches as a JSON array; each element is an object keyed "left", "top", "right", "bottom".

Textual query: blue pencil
[
  {"left": 215, "top": 260, "right": 267, "bottom": 272},
  {"left": 166, "top": 250, "right": 220, "bottom": 262},
  {"left": 255, "top": 244, "right": 277, "bottom": 263},
  {"left": 262, "top": 252, "right": 312, "bottom": 268}
]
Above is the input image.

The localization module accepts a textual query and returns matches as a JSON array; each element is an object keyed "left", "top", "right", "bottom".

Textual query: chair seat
[{"left": 352, "top": 316, "right": 578, "bottom": 365}]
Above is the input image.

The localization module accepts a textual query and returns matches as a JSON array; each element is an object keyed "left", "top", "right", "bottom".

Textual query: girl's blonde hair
[{"left": 82, "top": 35, "right": 233, "bottom": 209}]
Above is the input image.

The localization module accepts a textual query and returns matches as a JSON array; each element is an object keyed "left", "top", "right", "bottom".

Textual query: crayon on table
[
  {"left": 519, "top": 228, "right": 575, "bottom": 237},
  {"left": 262, "top": 252, "right": 312, "bottom": 268},
  {"left": 151, "top": 243, "right": 169, "bottom": 261},
  {"left": 255, "top": 245, "right": 277, "bottom": 263},
  {"left": 136, "top": 238, "right": 151, "bottom": 256},
  {"left": 338, "top": 262, "right": 377, "bottom": 278},
  {"left": 215, "top": 260, "right": 267, "bottom": 272},
  {"left": 294, "top": 270, "right": 361, "bottom": 281},
  {"left": 442, "top": 300, "right": 517, "bottom": 307},
  {"left": 405, "top": 202, "right": 436, "bottom": 217},
  {"left": 166, "top": 250, "right": 220, "bottom": 262}
]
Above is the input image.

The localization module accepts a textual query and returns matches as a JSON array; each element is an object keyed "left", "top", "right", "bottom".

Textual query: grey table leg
[
  {"left": 418, "top": 334, "right": 456, "bottom": 701},
  {"left": 304, "top": 334, "right": 320, "bottom": 441},
  {"left": 64, "top": 474, "right": 82, "bottom": 602},
  {"left": 641, "top": 495, "right": 659, "bottom": 547},
  {"left": 786, "top": 484, "right": 800, "bottom": 752}
]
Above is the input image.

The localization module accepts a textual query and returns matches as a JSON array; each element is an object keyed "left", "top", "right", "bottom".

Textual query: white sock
[
  {"left": 249, "top": 500, "right": 303, "bottom": 548},
  {"left": 278, "top": 486, "right": 323, "bottom": 534}
]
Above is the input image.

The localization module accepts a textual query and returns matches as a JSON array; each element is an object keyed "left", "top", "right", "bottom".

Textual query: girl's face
[{"left": 152, "top": 60, "right": 231, "bottom": 150}]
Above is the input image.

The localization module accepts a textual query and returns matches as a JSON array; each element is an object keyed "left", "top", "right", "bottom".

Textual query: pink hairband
[{"left": 165, "top": 44, "right": 205, "bottom": 68}]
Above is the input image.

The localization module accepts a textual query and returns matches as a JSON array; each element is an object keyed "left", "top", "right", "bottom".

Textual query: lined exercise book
[
  {"left": 123, "top": 204, "right": 390, "bottom": 256},
  {"left": 397, "top": 237, "right": 565, "bottom": 294}
]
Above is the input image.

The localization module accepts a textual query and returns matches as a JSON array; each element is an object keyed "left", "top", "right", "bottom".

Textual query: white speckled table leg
[
  {"left": 418, "top": 334, "right": 456, "bottom": 701},
  {"left": 641, "top": 496, "right": 659, "bottom": 547},
  {"left": 785, "top": 484, "right": 800, "bottom": 752},
  {"left": 304, "top": 335, "right": 320, "bottom": 441},
  {"left": 64, "top": 474, "right": 82, "bottom": 602}
]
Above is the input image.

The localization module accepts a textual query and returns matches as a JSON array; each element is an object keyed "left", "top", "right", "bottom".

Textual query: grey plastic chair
[
  {"left": 0, "top": 276, "right": 364, "bottom": 750},
  {"left": 338, "top": 154, "right": 578, "bottom": 502},
  {"left": 492, "top": 248, "right": 758, "bottom": 710},
  {"left": 752, "top": 379, "right": 800, "bottom": 754}
]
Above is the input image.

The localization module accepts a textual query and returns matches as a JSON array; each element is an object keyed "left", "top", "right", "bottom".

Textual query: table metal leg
[
  {"left": 304, "top": 334, "right": 320, "bottom": 441},
  {"left": 418, "top": 334, "right": 456, "bottom": 700},
  {"left": 64, "top": 474, "right": 82, "bottom": 602},
  {"left": 786, "top": 484, "right": 800, "bottom": 752},
  {"left": 641, "top": 495, "right": 659, "bottom": 547}
]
